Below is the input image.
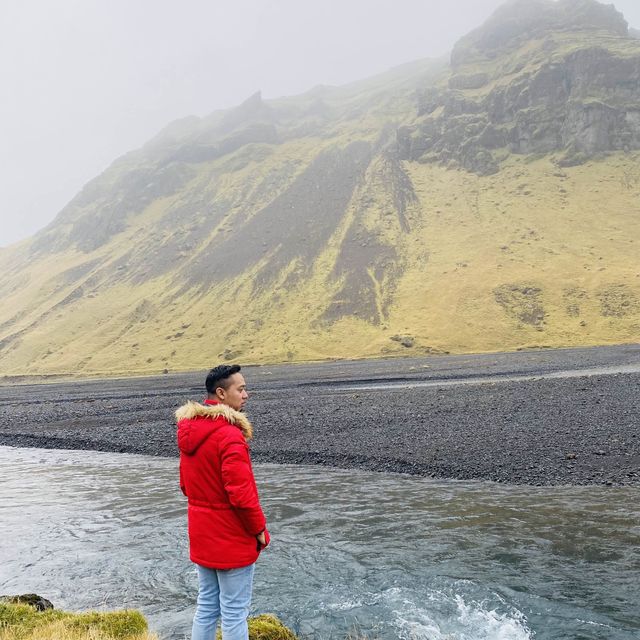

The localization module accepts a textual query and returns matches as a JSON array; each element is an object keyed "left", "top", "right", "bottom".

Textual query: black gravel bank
[{"left": 1, "top": 345, "right": 639, "bottom": 486}]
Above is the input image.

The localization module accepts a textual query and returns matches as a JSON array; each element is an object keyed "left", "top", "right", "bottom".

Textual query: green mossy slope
[{"left": 0, "top": 1, "right": 638, "bottom": 376}]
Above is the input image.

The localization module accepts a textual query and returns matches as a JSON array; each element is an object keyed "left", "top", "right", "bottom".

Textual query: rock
[
  {"left": 390, "top": 334, "right": 415, "bottom": 348},
  {"left": 448, "top": 72, "right": 489, "bottom": 90},
  {"left": 0, "top": 594, "right": 54, "bottom": 611}
]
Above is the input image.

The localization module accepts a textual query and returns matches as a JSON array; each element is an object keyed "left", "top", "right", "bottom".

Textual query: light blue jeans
[{"left": 191, "top": 563, "right": 255, "bottom": 640}]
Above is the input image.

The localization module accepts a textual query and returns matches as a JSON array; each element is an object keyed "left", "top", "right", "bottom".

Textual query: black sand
[{"left": 1, "top": 345, "right": 639, "bottom": 486}]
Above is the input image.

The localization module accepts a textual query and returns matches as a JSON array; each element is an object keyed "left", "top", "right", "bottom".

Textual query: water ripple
[{"left": 1, "top": 446, "right": 638, "bottom": 639}]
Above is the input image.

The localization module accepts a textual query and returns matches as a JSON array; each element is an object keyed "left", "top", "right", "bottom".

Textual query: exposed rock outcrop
[
  {"left": 0, "top": 594, "right": 54, "bottom": 611},
  {"left": 398, "top": 0, "right": 640, "bottom": 174},
  {"left": 451, "top": 0, "right": 628, "bottom": 68}
]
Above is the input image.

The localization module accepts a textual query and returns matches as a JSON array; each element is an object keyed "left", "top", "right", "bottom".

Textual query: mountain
[
  {"left": 400, "top": 0, "right": 640, "bottom": 173},
  {"left": 1, "top": 0, "right": 639, "bottom": 377}
]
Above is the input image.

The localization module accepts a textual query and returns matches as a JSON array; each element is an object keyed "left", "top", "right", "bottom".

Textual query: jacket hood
[{"left": 176, "top": 400, "right": 253, "bottom": 454}]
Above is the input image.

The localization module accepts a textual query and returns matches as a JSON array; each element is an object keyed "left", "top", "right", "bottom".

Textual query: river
[{"left": 1, "top": 446, "right": 638, "bottom": 639}]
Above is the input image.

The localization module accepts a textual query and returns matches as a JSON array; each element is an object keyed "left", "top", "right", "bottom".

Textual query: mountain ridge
[{"left": 0, "top": 0, "right": 639, "bottom": 376}]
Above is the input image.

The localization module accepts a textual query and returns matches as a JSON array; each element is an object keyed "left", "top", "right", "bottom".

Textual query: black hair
[{"left": 205, "top": 364, "right": 241, "bottom": 394}]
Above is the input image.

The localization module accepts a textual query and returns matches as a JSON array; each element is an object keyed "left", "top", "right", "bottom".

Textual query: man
[{"left": 176, "top": 364, "right": 269, "bottom": 640}]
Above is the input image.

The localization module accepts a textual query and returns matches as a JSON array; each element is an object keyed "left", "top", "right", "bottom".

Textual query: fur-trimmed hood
[{"left": 176, "top": 400, "right": 253, "bottom": 454}]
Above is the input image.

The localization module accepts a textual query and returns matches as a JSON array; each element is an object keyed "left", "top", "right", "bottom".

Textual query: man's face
[{"left": 217, "top": 372, "right": 248, "bottom": 411}]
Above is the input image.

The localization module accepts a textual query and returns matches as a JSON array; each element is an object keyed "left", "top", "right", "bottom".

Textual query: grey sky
[{"left": 1, "top": 0, "right": 639, "bottom": 248}]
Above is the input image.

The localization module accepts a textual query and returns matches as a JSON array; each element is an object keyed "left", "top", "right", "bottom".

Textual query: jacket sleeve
[{"left": 220, "top": 431, "right": 267, "bottom": 536}]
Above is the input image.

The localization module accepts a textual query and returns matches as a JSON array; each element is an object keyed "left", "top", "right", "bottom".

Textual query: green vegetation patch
[
  {"left": 0, "top": 602, "right": 148, "bottom": 640},
  {"left": 598, "top": 284, "right": 640, "bottom": 317},
  {"left": 494, "top": 283, "right": 546, "bottom": 328},
  {"left": 215, "top": 614, "right": 298, "bottom": 640},
  {"left": 563, "top": 287, "right": 588, "bottom": 317},
  {"left": 0, "top": 604, "right": 298, "bottom": 640},
  {"left": 248, "top": 614, "right": 298, "bottom": 640}
]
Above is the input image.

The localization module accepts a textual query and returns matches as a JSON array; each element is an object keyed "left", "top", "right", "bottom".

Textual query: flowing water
[{"left": 0, "top": 446, "right": 638, "bottom": 639}]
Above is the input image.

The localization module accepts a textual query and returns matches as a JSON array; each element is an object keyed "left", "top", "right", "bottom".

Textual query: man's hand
[{"left": 256, "top": 531, "right": 266, "bottom": 546}]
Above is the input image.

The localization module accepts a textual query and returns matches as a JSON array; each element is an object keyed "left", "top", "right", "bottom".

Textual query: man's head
[{"left": 205, "top": 364, "right": 248, "bottom": 411}]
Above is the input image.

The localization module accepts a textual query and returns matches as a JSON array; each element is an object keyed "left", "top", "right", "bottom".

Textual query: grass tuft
[
  {"left": 0, "top": 603, "right": 155, "bottom": 640},
  {"left": 215, "top": 613, "right": 299, "bottom": 640}
]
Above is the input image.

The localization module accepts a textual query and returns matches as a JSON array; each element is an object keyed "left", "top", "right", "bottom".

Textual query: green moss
[
  {"left": 0, "top": 602, "right": 148, "bottom": 639},
  {"left": 214, "top": 614, "right": 298, "bottom": 640},
  {"left": 248, "top": 614, "right": 298, "bottom": 640},
  {"left": 0, "top": 604, "right": 299, "bottom": 640}
]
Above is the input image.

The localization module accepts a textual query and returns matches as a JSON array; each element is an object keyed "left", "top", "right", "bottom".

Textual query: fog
[{"left": 1, "top": 0, "right": 639, "bottom": 247}]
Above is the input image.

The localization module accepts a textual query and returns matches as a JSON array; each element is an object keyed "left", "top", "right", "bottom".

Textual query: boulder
[{"left": 0, "top": 594, "right": 54, "bottom": 611}]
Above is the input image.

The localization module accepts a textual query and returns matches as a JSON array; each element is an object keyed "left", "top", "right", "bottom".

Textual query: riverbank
[
  {"left": 0, "top": 600, "right": 155, "bottom": 640},
  {"left": 1, "top": 345, "right": 638, "bottom": 486},
  {"left": 0, "top": 599, "right": 298, "bottom": 640}
]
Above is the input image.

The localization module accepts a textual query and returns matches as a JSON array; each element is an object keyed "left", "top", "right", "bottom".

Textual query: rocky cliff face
[
  {"left": 450, "top": 0, "right": 628, "bottom": 67},
  {"left": 398, "top": 0, "right": 640, "bottom": 174}
]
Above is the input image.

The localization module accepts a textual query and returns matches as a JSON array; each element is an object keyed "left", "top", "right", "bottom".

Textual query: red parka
[{"left": 176, "top": 399, "right": 269, "bottom": 569}]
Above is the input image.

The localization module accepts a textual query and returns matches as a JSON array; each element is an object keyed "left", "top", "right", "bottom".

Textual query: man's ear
[{"left": 215, "top": 386, "right": 225, "bottom": 401}]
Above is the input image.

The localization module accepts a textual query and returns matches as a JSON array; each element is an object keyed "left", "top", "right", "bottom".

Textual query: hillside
[{"left": 1, "top": 0, "right": 639, "bottom": 377}]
